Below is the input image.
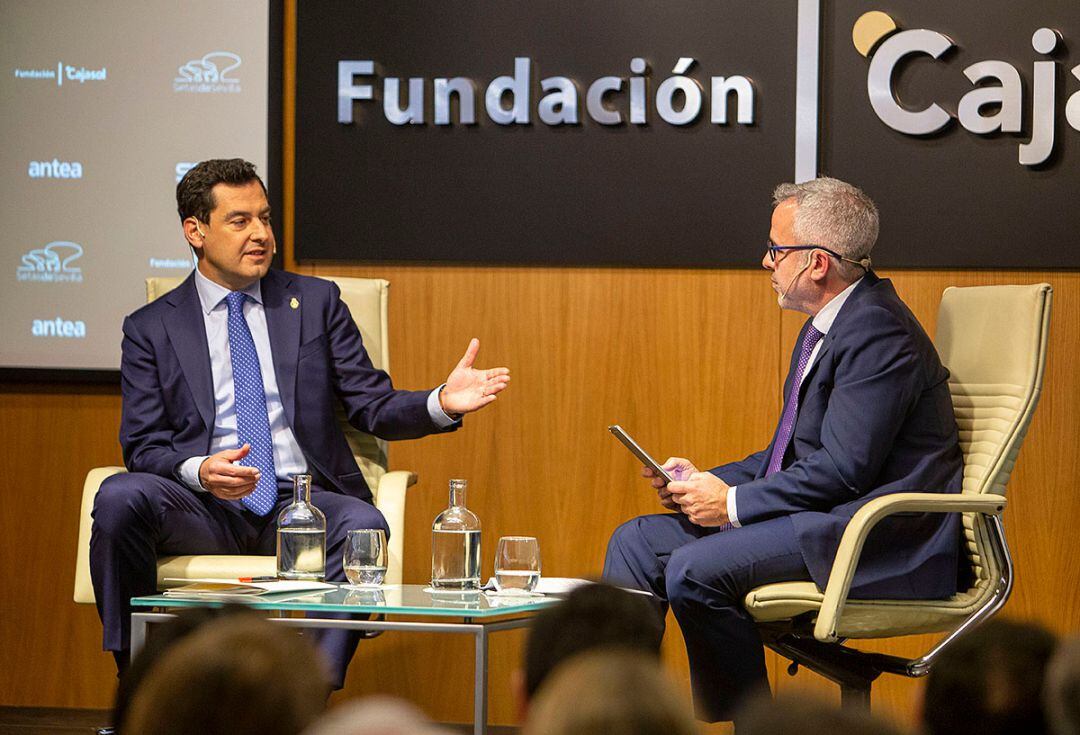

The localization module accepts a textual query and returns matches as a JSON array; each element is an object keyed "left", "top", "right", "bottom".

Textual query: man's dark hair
[
  {"left": 176, "top": 158, "right": 266, "bottom": 223},
  {"left": 524, "top": 582, "right": 664, "bottom": 699},
  {"left": 923, "top": 618, "right": 1057, "bottom": 735}
]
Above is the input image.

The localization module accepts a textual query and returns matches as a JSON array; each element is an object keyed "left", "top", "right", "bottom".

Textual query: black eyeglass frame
[
  {"left": 765, "top": 240, "right": 872, "bottom": 270},
  {"left": 765, "top": 241, "right": 843, "bottom": 263}
]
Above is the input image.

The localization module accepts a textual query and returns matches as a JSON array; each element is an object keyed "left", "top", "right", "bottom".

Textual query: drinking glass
[
  {"left": 494, "top": 536, "right": 541, "bottom": 593},
  {"left": 343, "top": 529, "right": 388, "bottom": 586}
]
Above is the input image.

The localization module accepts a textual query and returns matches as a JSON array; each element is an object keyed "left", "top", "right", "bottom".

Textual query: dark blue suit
[
  {"left": 604, "top": 272, "right": 962, "bottom": 720},
  {"left": 91, "top": 269, "right": 455, "bottom": 680}
]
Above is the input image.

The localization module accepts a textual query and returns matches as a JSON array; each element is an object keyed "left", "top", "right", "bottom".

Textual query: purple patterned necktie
[
  {"left": 765, "top": 323, "right": 824, "bottom": 476},
  {"left": 225, "top": 291, "right": 278, "bottom": 516}
]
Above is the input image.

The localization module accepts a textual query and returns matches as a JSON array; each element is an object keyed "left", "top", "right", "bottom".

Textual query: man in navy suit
[
  {"left": 91, "top": 159, "right": 510, "bottom": 682},
  {"left": 603, "top": 177, "right": 963, "bottom": 721}
]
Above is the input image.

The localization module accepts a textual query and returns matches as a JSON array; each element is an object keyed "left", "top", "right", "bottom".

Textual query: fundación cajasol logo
[
  {"left": 12, "top": 62, "right": 106, "bottom": 86},
  {"left": 17, "top": 241, "right": 83, "bottom": 283},
  {"left": 855, "top": 10, "right": 1080, "bottom": 166},
  {"left": 173, "top": 51, "right": 242, "bottom": 94}
]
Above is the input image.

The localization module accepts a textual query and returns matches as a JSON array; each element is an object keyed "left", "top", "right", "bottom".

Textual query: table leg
[
  {"left": 130, "top": 614, "right": 148, "bottom": 662},
  {"left": 474, "top": 626, "right": 488, "bottom": 735}
]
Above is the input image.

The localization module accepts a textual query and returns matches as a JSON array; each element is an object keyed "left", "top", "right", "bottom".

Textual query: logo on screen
[
  {"left": 28, "top": 159, "right": 83, "bottom": 179},
  {"left": 17, "top": 241, "right": 84, "bottom": 283},
  {"left": 149, "top": 257, "right": 194, "bottom": 270},
  {"left": 13, "top": 63, "right": 106, "bottom": 86},
  {"left": 31, "top": 317, "right": 86, "bottom": 338},
  {"left": 173, "top": 52, "right": 242, "bottom": 94},
  {"left": 175, "top": 162, "right": 197, "bottom": 182}
]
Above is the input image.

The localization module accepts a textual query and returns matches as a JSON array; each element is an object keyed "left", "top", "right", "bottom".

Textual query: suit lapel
[
  {"left": 261, "top": 270, "right": 301, "bottom": 429},
  {"left": 162, "top": 274, "right": 214, "bottom": 430},
  {"left": 799, "top": 331, "right": 834, "bottom": 392},
  {"left": 797, "top": 272, "right": 880, "bottom": 390}
]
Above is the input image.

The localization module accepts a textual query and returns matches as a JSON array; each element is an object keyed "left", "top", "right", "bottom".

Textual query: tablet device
[{"left": 608, "top": 425, "right": 675, "bottom": 484}]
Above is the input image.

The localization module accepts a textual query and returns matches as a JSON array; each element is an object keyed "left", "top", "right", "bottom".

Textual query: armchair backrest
[
  {"left": 933, "top": 283, "right": 1052, "bottom": 588},
  {"left": 145, "top": 275, "right": 392, "bottom": 497}
]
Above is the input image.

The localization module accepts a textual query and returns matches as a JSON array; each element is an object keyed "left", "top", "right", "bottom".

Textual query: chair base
[{"left": 759, "top": 623, "right": 920, "bottom": 710}]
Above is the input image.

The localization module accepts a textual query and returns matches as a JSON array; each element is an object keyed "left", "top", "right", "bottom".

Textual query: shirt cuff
[
  {"left": 727, "top": 485, "right": 741, "bottom": 528},
  {"left": 427, "top": 385, "right": 458, "bottom": 429},
  {"left": 178, "top": 456, "right": 210, "bottom": 492}
]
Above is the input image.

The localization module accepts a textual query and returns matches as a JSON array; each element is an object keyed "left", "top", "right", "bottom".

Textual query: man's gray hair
[{"left": 772, "top": 177, "right": 879, "bottom": 281}]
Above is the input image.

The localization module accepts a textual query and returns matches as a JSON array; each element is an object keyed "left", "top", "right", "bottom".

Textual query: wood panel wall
[{"left": 3, "top": 267, "right": 1076, "bottom": 733}]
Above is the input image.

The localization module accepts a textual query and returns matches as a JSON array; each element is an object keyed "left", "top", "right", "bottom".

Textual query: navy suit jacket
[
  {"left": 118, "top": 269, "right": 455, "bottom": 502},
  {"left": 710, "top": 272, "right": 963, "bottom": 599}
]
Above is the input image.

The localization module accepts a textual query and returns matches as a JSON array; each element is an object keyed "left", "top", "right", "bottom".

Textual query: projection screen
[{"left": 0, "top": 0, "right": 272, "bottom": 372}]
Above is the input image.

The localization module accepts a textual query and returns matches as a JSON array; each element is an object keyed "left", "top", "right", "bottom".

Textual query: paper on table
[
  {"left": 483, "top": 577, "right": 653, "bottom": 597},
  {"left": 162, "top": 577, "right": 335, "bottom": 595}
]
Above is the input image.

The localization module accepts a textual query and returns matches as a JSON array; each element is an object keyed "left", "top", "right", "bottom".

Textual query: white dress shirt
[
  {"left": 178, "top": 269, "right": 454, "bottom": 492},
  {"left": 726, "top": 277, "right": 863, "bottom": 527}
]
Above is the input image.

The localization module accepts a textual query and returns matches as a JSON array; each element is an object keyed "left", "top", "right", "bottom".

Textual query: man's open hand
[{"left": 440, "top": 338, "right": 511, "bottom": 416}]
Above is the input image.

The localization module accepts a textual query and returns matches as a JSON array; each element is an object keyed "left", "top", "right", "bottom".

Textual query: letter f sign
[{"left": 338, "top": 60, "right": 375, "bottom": 124}]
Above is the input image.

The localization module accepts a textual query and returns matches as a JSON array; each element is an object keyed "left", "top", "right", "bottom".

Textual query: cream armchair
[
  {"left": 74, "top": 276, "right": 417, "bottom": 604},
  {"left": 744, "top": 283, "right": 1053, "bottom": 707}
]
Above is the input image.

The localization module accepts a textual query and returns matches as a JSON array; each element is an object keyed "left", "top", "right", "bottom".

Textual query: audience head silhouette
[
  {"left": 923, "top": 618, "right": 1057, "bottom": 735},
  {"left": 523, "top": 649, "right": 696, "bottom": 735},
  {"left": 125, "top": 613, "right": 328, "bottom": 735},
  {"left": 519, "top": 582, "right": 663, "bottom": 710}
]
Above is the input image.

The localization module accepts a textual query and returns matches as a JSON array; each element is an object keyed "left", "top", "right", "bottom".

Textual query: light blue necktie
[{"left": 225, "top": 291, "right": 277, "bottom": 516}]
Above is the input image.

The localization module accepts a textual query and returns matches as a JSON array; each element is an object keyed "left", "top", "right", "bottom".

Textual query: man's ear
[
  {"left": 809, "top": 249, "right": 831, "bottom": 282},
  {"left": 183, "top": 217, "right": 206, "bottom": 252}
]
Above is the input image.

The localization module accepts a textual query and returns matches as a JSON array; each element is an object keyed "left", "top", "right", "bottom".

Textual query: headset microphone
[
  {"left": 195, "top": 223, "right": 207, "bottom": 238},
  {"left": 777, "top": 251, "right": 814, "bottom": 307}
]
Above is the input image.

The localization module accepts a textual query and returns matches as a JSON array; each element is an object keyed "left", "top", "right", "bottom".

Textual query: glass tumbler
[
  {"left": 343, "top": 529, "right": 388, "bottom": 586},
  {"left": 494, "top": 536, "right": 541, "bottom": 593}
]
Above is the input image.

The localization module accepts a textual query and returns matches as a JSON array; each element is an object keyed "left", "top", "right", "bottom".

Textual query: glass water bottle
[
  {"left": 277, "top": 474, "right": 327, "bottom": 579},
  {"left": 431, "top": 479, "right": 481, "bottom": 590}
]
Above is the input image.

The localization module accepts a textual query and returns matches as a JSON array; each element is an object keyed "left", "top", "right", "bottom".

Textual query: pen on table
[{"left": 239, "top": 576, "right": 278, "bottom": 582}]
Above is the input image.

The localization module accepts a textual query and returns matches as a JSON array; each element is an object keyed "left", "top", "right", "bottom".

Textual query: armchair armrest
[
  {"left": 813, "top": 492, "right": 1007, "bottom": 642},
  {"left": 375, "top": 470, "right": 418, "bottom": 586},
  {"left": 75, "top": 466, "right": 127, "bottom": 604}
]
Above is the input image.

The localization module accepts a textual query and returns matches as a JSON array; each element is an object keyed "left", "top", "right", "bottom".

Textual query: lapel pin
[{"left": 290, "top": 297, "right": 300, "bottom": 310}]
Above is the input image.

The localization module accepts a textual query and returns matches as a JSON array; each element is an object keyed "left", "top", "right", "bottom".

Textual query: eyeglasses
[{"left": 765, "top": 240, "right": 871, "bottom": 270}]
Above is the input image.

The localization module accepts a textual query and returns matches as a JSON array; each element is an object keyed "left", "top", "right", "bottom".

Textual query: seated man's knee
[
  {"left": 606, "top": 517, "right": 648, "bottom": 559},
  {"left": 92, "top": 473, "right": 154, "bottom": 534},
  {"left": 665, "top": 546, "right": 734, "bottom": 610},
  {"left": 339, "top": 500, "right": 389, "bottom": 539}
]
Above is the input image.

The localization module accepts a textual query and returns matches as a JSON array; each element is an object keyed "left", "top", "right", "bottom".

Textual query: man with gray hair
[{"left": 604, "top": 177, "right": 963, "bottom": 723}]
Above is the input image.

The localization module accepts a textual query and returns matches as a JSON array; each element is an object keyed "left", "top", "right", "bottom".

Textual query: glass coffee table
[{"left": 131, "top": 584, "right": 560, "bottom": 735}]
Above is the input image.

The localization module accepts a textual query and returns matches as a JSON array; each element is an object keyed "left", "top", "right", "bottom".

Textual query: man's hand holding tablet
[
  {"left": 646, "top": 457, "right": 698, "bottom": 511},
  {"left": 608, "top": 425, "right": 700, "bottom": 513}
]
